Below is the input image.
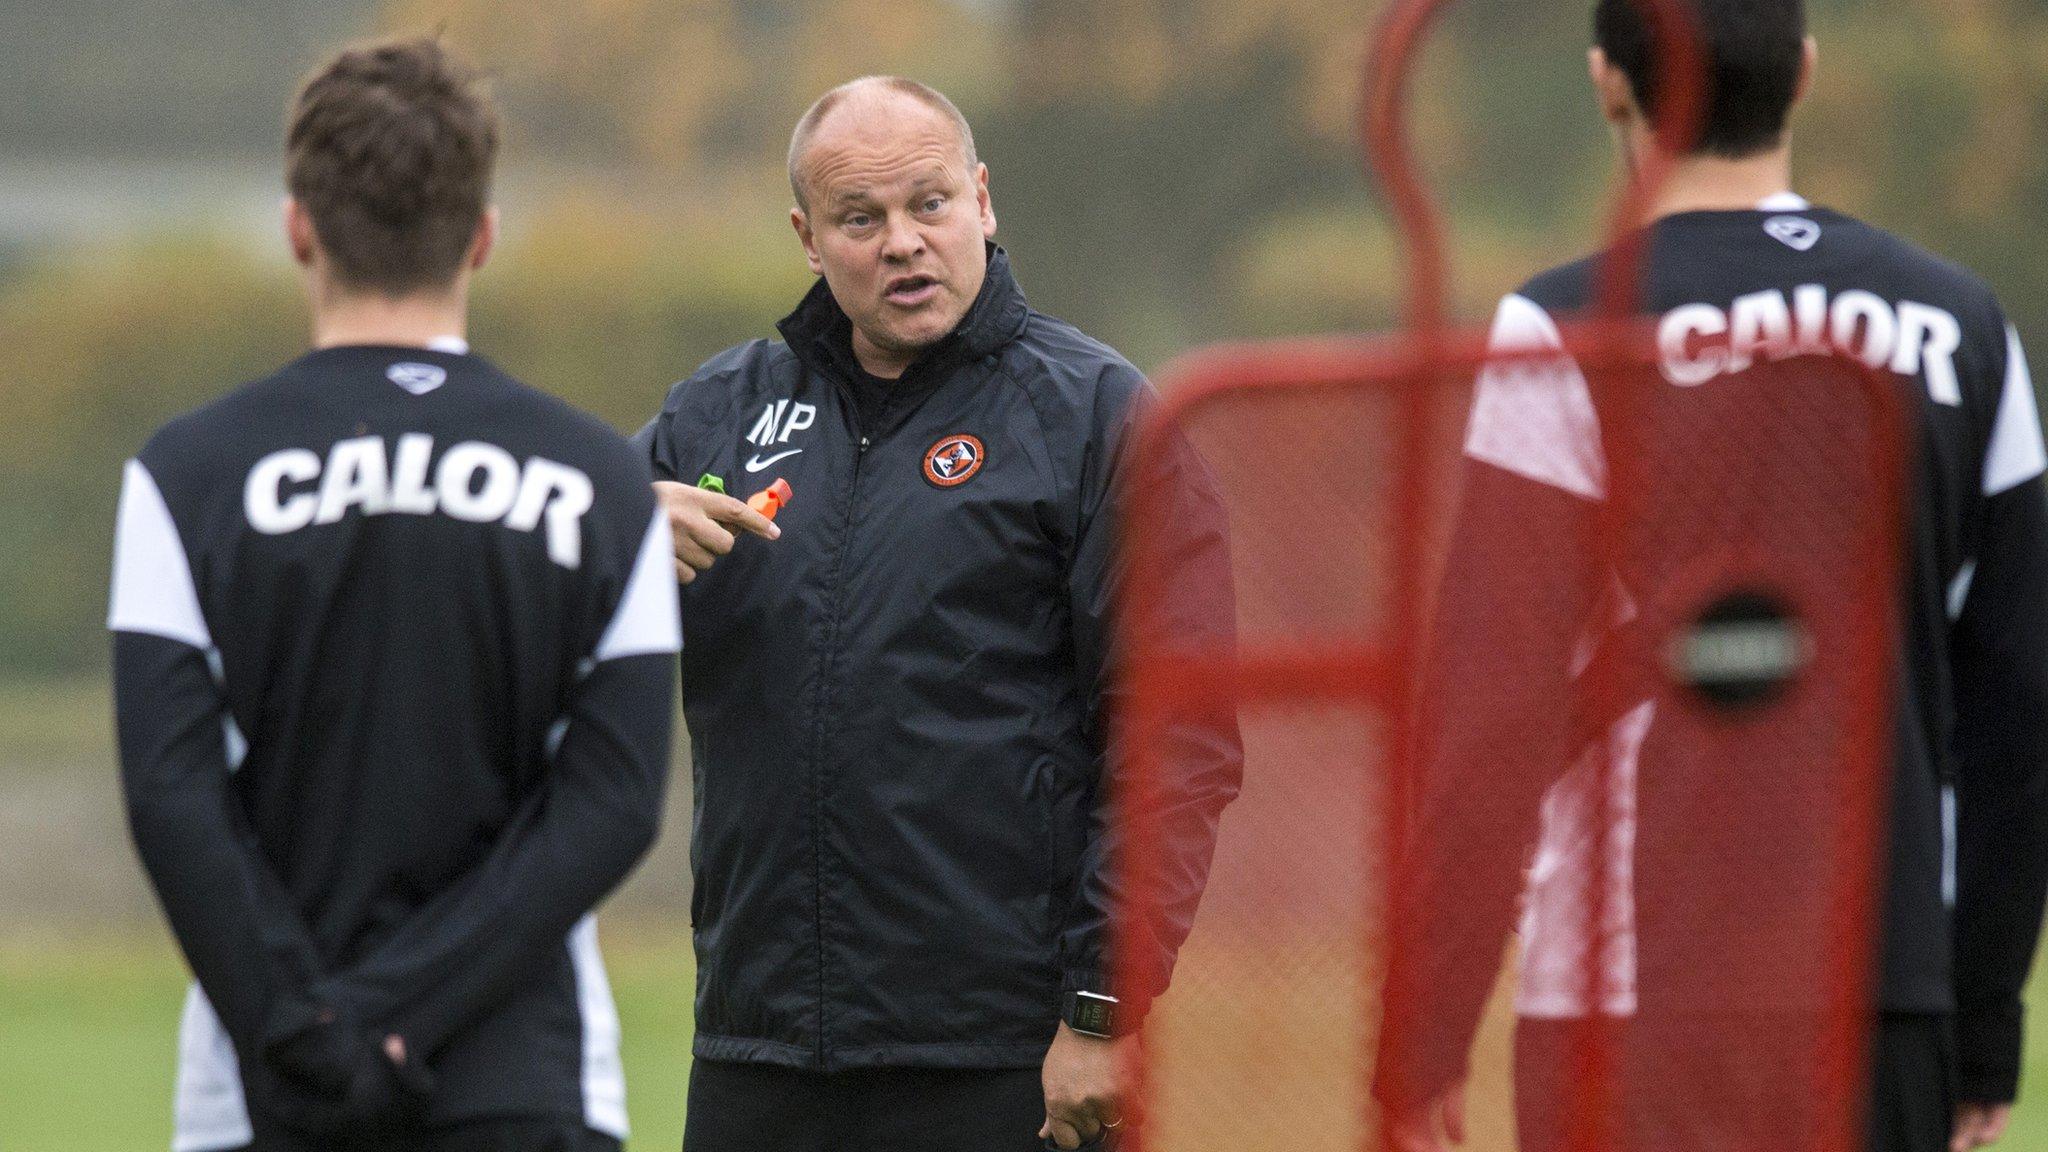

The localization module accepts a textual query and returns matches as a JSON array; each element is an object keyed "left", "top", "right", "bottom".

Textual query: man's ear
[
  {"left": 1588, "top": 47, "right": 1637, "bottom": 129},
  {"left": 283, "top": 197, "right": 319, "bottom": 268},
  {"left": 467, "top": 206, "right": 499, "bottom": 272},
  {"left": 1793, "top": 37, "right": 1819, "bottom": 106},
  {"left": 792, "top": 207, "right": 824, "bottom": 276},
  {"left": 975, "top": 163, "right": 997, "bottom": 240}
]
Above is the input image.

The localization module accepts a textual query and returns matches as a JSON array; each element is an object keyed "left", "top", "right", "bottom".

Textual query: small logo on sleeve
[
  {"left": 1763, "top": 216, "right": 1821, "bottom": 252},
  {"left": 386, "top": 362, "right": 448, "bottom": 395},
  {"left": 923, "top": 434, "right": 985, "bottom": 488}
]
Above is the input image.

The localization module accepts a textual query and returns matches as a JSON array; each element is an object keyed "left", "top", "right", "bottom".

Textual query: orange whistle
[{"left": 748, "top": 478, "right": 793, "bottom": 520}]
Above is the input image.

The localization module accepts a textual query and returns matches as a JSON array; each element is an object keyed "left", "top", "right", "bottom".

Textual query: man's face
[{"left": 792, "top": 94, "right": 997, "bottom": 378}]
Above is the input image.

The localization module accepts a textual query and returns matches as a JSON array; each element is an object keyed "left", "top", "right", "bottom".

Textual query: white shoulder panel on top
[
  {"left": 108, "top": 458, "right": 214, "bottom": 650},
  {"left": 1463, "top": 294, "right": 1608, "bottom": 501}
]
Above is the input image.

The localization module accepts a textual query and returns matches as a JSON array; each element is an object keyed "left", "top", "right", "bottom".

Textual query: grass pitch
[
  {"left": 0, "top": 927, "right": 697, "bottom": 1151},
  {"left": 4, "top": 930, "right": 2047, "bottom": 1150},
  {"left": 4, "top": 678, "right": 2046, "bottom": 1150}
]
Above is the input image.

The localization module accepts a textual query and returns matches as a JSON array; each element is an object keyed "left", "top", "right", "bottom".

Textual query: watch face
[{"left": 1073, "top": 996, "right": 1115, "bottom": 1036}]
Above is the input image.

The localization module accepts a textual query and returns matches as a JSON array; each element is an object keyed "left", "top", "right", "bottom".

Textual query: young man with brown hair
[{"left": 110, "top": 38, "right": 678, "bottom": 1152}]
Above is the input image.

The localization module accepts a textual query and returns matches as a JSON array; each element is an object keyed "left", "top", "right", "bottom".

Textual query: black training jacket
[
  {"left": 635, "top": 249, "right": 1241, "bottom": 1071},
  {"left": 111, "top": 346, "right": 679, "bottom": 1148}
]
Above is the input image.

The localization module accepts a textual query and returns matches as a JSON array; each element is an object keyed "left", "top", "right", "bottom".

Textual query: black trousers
[
  {"left": 238, "top": 1117, "right": 620, "bottom": 1152},
  {"left": 1512, "top": 1012, "right": 1953, "bottom": 1152},
  {"left": 681, "top": 1059, "right": 1047, "bottom": 1152}
]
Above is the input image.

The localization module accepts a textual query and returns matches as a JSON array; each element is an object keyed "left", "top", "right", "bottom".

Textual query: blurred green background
[{"left": 2, "top": 0, "right": 2045, "bottom": 1148}]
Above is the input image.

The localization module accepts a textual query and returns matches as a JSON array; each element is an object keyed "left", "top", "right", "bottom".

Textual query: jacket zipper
[{"left": 808, "top": 414, "right": 872, "bottom": 1067}]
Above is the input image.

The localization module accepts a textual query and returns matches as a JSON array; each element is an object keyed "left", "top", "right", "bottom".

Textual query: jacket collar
[{"left": 776, "top": 243, "right": 1030, "bottom": 389}]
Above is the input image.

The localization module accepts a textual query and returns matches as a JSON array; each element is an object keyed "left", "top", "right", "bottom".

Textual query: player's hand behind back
[
  {"left": 654, "top": 481, "right": 780, "bottom": 583},
  {"left": 260, "top": 1010, "right": 433, "bottom": 1137}
]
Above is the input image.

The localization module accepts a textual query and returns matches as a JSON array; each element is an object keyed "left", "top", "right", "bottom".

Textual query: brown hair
[
  {"left": 286, "top": 37, "right": 499, "bottom": 295},
  {"left": 787, "top": 76, "right": 977, "bottom": 212}
]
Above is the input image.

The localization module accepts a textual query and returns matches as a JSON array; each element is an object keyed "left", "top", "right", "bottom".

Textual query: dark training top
[
  {"left": 1384, "top": 198, "right": 2048, "bottom": 1107},
  {"left": 635, "top": 248, "right": 1243, "bottom": 1071},
  {"left": 110, "top": 345, "right": 679, "bottom": 1149}
]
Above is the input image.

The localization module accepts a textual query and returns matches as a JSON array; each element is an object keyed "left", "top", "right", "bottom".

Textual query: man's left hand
[
  {"left": 1041, "top": 1021, "right": 1133, "bottom": 1149},
  {"left": 1953, "top": 1103, "right": 2014, "bottom": 1151}
]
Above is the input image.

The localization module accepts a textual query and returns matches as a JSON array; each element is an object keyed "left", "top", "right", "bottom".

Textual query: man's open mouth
[{"left": 884, "top": 275, "right": 941, "bottom": 307}]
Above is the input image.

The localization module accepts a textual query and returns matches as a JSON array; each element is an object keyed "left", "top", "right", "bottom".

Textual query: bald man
[{"left": 633, "top": 78, "right": 1241, "bottom": 1151}]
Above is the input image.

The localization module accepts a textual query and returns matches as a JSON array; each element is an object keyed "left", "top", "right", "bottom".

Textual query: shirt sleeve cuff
[{"left": 1956, "top": 998, "right": 2024, "bottom": 1104}]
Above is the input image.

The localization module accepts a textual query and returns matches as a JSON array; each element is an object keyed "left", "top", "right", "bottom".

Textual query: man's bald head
[{"left": 787, "top": 76, "right": 978, "bottom": 213}]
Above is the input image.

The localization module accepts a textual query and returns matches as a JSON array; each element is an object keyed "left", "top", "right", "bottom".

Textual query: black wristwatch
[{"left": 1061, "top": 990, "right": 1119, "bottom": 1039}]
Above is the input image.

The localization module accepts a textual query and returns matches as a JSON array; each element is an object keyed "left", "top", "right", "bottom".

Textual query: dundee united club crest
[{"left": 923, "top": 434, "right": 985, "bottom": 488}]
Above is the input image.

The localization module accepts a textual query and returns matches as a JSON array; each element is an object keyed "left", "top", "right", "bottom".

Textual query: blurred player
[
  {"left": 109, "top": 38, "right": 678, "bottom": 1152},
  {"left": 1377, "top": 3, "right": 2048, "bottom": 1152}
]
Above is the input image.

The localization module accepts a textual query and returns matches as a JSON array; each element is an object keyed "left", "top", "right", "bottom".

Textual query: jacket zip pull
[{"left": 859, "top": 436, "right": 871, "bottom": 455}]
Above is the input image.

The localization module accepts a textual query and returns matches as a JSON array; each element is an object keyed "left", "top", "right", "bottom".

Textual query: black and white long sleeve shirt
[
  {"left": 109, "top": 343, "right": 679, "bottom": 1150},
  {"left": 1382, "top": 197, "right": 2048, "bottom": 1106}
]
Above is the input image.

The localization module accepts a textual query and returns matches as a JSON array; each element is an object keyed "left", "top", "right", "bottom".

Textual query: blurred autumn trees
[
  {"left": 2, "top": 0, "right": 2044, "bottom": 675},
  {"left": 381, "top": 0, "right": 1374, "bottom": 341},
  {"left": 371, "top": 0, "right": 2048, "bottom": 347}
]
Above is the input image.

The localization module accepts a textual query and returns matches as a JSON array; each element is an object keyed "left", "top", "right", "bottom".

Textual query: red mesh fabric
[{"left": 1111, "top": 335, "right": 1904, "bottom": 1152}]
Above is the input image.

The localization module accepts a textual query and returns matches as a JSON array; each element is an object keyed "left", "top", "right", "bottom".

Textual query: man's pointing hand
[{"left": 653, "top": 480, "right": 780, "bottom": 583}]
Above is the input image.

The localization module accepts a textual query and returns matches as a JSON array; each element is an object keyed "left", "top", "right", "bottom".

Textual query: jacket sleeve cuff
[{"left": 1956, "top": 999, "right": 2025, "bottom": 1104}]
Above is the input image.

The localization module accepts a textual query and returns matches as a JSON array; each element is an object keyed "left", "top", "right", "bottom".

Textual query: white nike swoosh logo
[{"left": 745, "top": 449, "right": 803, "bottom": 472}]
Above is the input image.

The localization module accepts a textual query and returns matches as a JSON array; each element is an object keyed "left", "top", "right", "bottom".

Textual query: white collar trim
[
  {"left": 1757, "top": 192, "right": 1811, "bottom": 212},
  {"left": 425, "top": 336, "right": 470, "bottom": 355}
]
